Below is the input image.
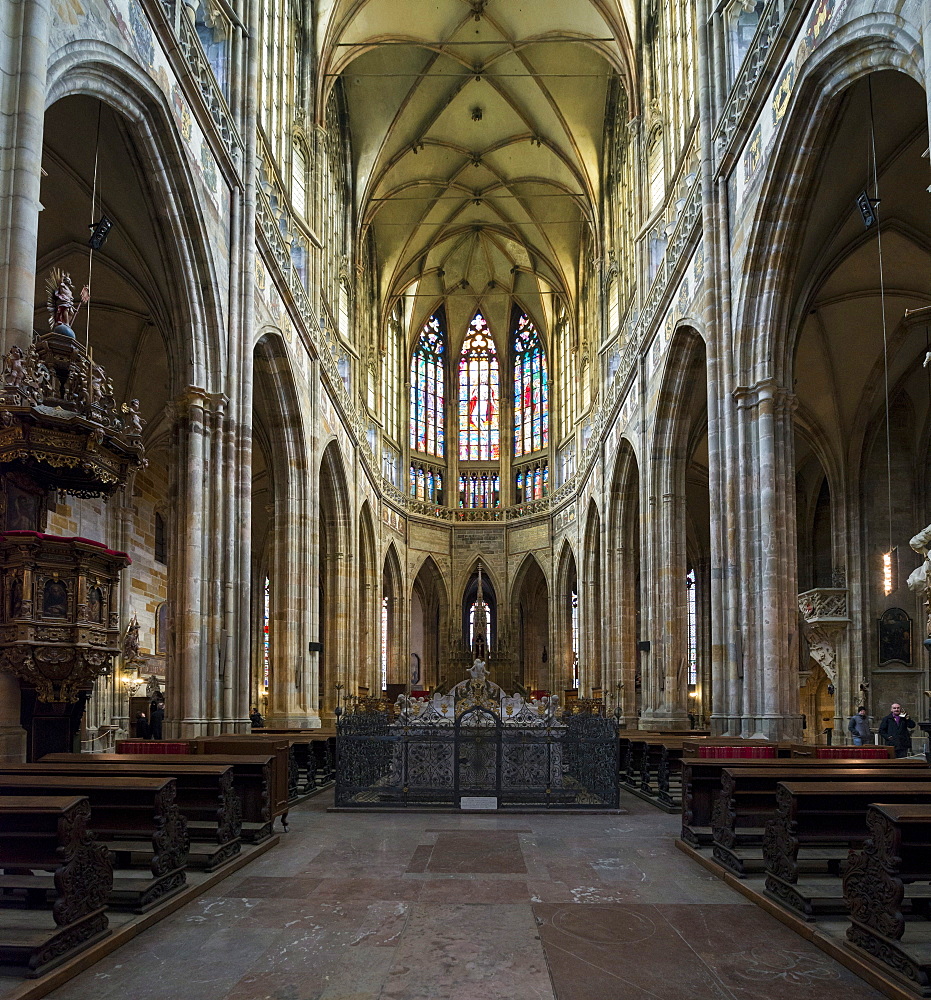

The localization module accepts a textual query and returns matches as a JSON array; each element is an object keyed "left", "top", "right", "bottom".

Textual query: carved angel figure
[
  {"left": 121, "top": 398, "right": 145, "bottom": 436},
  {"left": 3, "top": 346, "right": 26, "bottom": 387}
]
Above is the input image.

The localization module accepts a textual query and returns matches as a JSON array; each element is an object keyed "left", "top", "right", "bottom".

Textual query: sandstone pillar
[
  {"left": 165, "top": 386, "right": 216, "bottom": 737},
  {"left": 733, "top": 380, "right": 803, "bottom": 740},
  {"left": 640, "top": 491, "right": 690, "bottom": 730},
  {"left": 0, "top": 0, "right": 50, "bottom": 355}
]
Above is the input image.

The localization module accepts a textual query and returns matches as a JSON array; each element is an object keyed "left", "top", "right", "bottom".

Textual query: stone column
[
  {"left": 612, "top": 539, "right": 639, "bottom": 727},
  {"left": 165, "top": 387, "right": 222, "bottom": 738},
  {"left": 733, "top": 380, "right": 803, "bottom": 740},
  {"left": 641, "top": 491, "right": 690, "bottom": 730},
  {"left": 0, "top": 1, "right": 51, "bottom": 757},
  {"left": 0, "top": 0, "right": 51, "bottom": 355},
  {"left": 266, "top": 481, "right": 318, "bottom": 727}
]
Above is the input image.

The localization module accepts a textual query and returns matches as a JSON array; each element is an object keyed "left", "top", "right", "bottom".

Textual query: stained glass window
[
  {"left": 383, "top": 301, "right": 402, "bottom": 443},
  {"left": 686, "top": 568, "right": 697, "bottom": 685},
  {"left": 458, "top": 313, "right": 499, "bottom": 461},
  {"left": 263, "top": 576, "right": 270, "bottom": 689},
  {"left": 513, "top": 313, "right": 548, "bottom": 455},
  {"left": 410, "top": 464, "right": 443, "bottom": 502},
  {"left": 410, "top": 314, "right": 445, "bottom": 457},
  {"left": 571, "top": 588, "right": 579, "bottom": 689},
  {"left": 381, "top": 595, "right": 389, "bottom": 691},
  {"left": 515, "top": 462, "right": 548, "bottom": 502},
  {"left": 469, "top": 600, "right": 490, "bottom": 650},
  {"left": 458, "top": 471, "right": 500, "bottom": 508}
]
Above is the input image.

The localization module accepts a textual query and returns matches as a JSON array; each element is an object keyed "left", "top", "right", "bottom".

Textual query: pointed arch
[
  {"left": 45, "top": 47, "right": 227, "bottom": 385},
  {"left": 410, "top": 310, "right": 446, "bottom": 458},
  {"left": 554, "top": 541, "right": 580, "bottom": 694},
  {"left": 253, "top": 332, "right": 313, "bottom": 725},
  {"left": 648, "top": 326, "right": 708, "bottom": 730},
  {"left": 382, "top": 543, "right": 404, "bottom": 689},
  {"left": 319, "top": 440, "right": 352, "bottom": 716},
  {"left": 607, "top": 437, "right": 641, "bottom": 725},
  {"left": 460, "top": 562, "right": 499, "bottom": 657},
  {"left": 410, "top": 555, "right": 448, "bottom": 690},
  {"left": 581, "top": 499, "right": 603, "bottom": 696},
  {"left": 458, "top": 312, "right": 500, "bottom": 461},
  {"left": 512, "top": 308, "right": 549, "bottom": 457},
  {"left": 511, "top": 553, "right": 549, "bottom": 693},
  {"left": 358, "top": 501, "right": 378, "bottom": 692}
]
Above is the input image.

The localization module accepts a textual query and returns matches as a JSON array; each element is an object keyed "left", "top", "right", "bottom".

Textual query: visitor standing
[
  {"left": 847, "top": 707, "right": 870, "bottom": 747},
  {"left": 149, "top": 702, "right": 164, "bottom": 740},
  {"left": 878, "top": 702, "right": 916, "bottom": 758},
  {"left": 135, "top": 711, "right": 150, "bottom": 740}
]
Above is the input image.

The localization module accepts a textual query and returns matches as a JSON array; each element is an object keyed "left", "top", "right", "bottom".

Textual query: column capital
[
  {"left": 165, "top": 386, "right": 228, "bottom": 421},
  {"left": 732, "top": 378, "right": 795, "bottom": 411}
]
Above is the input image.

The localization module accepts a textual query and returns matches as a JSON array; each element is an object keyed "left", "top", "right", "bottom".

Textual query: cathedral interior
[{"left": 2, "top": 0, "right": 931, "bottom": 998}]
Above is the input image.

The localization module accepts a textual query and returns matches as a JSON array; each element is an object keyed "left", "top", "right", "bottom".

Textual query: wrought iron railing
[{"left": 335, "top": 707, "right": 619, "bottom": 809}]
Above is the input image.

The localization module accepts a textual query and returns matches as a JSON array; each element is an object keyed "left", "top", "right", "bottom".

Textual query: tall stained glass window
[
  {"left": 458, "top": 313, "right": 499, "bottom": 461},
  {"left": 570, "top": 588, "right": 579, "bottom": 689},
  {"left": 686, "top": 568, "right": 698, "bottom": 685},
  {"left": 263, "top": 576, "right": 270, "bottom": 689},
  {"left": 410, "top": 315, "right": 445, "bottom": 457},
  {"left": 381, "top": 595, "right": 389, "bottom": 691},
  {"left": 513, "top": 313, "right": 548, "bottom": 455},
  {"left": 469, "top": 599, "right": 491, "bottom": 650}
]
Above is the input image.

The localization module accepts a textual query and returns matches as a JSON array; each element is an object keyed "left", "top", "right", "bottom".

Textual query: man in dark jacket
[
  {"left": 878, "top": 702, "right": 916, "bottom": 757},
  {"left": 149, "top": 702, "right": 164, "bottom": 741}
]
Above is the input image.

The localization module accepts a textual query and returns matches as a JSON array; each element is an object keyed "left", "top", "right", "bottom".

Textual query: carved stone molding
[{"left": 799, "top": 588, "right": 850, "bottom": 683}]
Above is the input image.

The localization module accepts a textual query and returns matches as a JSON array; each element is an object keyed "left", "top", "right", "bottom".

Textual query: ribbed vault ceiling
[{"left": 319, "top": 0, "right": 635, "bottom": 345}]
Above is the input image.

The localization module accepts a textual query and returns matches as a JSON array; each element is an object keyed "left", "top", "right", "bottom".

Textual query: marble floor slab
[{"left": 43, "top": 791, "right": 886, "bottom": 1000}]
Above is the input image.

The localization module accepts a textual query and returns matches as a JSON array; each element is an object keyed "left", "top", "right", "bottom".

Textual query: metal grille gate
[{"left": 335, "top": 708, "right": 619, "bottom": 809}]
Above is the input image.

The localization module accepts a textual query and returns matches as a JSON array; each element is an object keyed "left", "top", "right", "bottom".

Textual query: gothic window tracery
[
  {"left": 458, "top": 313, "right": 499, "bottom": 461},
  {"left": 686, "top": 568, "right": 697, "bottom": 685},
  {"left": 410, "top": 314, "right": 445, "bottom": 458},
  {"left": 513, "top": 312, "right": 548, "bottom": 456},
  {"left": 263, "top": 575, "right": 270, "bottom": 690},
  {"left": 458, "top": 471, "right": 500, "bottom": 509},
  {"left": 515, "top": 462, "right": 548, "bottom": 502}
]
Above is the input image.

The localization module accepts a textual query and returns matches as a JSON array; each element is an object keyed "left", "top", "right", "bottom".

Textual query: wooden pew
[
  {"left": 0, "top": 775, "right": 187, "bottom": 912},
  {"left": 845, "top": 803, "right": 931, "bottom": 992},
  {"left": 680, "top": 755, "right": 926, "bottom": 848},
  {"left": 44, "top": 753, "right": 275, "bottom": 843},
  {"left": 0, "top": 796, "right": 112, "bottom": 977},
  {"left": 711, "top": 765, "right": 931, "bottom": 876},
  {"left": 680, "top": 739, "right": 795, "bottom": 758},
  {"left": 788, "top": 744, "right": 895, "bottom": 759},
  {"left": 3, "top": 763, "right": 240, "bottom": 871},
  {"left": 192, "top": 737, "right": 292, "bottom": 826},
  {"left": 618, "top": 732, "right": 661, "bottom": 787},
  {"left": 763, "top": 781, "right": 931, "bottom": 919},
  {"left": 256, "top": 728, "right": 338, "bottom": 791}
]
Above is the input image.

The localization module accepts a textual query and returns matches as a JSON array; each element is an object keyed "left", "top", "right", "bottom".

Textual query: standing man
[
  {"left": 847, "top": 707, "right": 870, "bottom": 747},
  {"left": 878, "top": 702, "right": 916, "bottom": 758},
  {"left": 149, "top": 701, "right": 164, "bottom": 741}
]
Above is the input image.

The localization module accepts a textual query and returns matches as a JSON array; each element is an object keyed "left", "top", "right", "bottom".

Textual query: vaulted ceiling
[{"left": 318, "top": 0, "right": 635, "bottom": 347}]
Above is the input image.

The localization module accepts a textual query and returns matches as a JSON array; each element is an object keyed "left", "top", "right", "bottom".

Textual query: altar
[{"left": 335, "top": 661, "right": 619, "bottom": 810}]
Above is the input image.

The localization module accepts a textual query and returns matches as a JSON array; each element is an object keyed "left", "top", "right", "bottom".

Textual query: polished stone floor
[{"left": 47, "top": 791, "right": 884, "bottom": 1000}]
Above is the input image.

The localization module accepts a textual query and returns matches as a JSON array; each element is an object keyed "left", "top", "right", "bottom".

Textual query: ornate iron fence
[{"left": 335, "top": 707, "right": 619, "bottom": 809}]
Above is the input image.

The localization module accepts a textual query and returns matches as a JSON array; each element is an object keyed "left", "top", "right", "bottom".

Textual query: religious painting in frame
[{"left": 878, "top": 607, "right": 911, "bottom": 665}]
